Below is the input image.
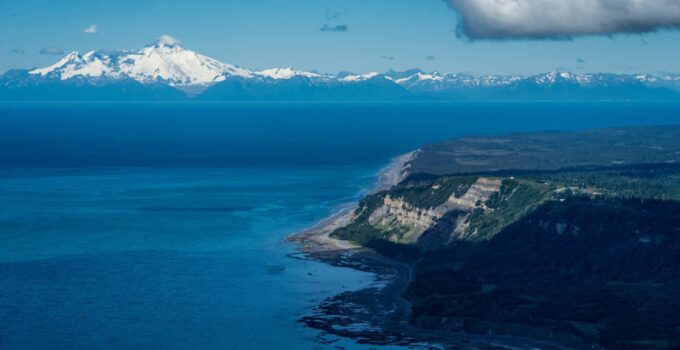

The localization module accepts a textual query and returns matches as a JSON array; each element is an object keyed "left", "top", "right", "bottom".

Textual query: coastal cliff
[
  {"left": 365, "top": 177, "right": 502, "bottom": 245},
  {"left": 318, "top": 126, "right": 680, "bottom": 350}
]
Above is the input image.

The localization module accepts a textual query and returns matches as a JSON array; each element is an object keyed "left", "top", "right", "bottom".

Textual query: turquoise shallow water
[{"left": 1, "top": 102, "right": 680, "bottom": 349}]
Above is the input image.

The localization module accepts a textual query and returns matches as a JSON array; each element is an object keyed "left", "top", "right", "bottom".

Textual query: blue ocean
[{"left": 1, "top": 102, "right": 680, "bottom": 350}]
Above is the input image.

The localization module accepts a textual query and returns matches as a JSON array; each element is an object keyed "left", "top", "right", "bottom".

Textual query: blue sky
[{"left": 1, "top": 0, "right": 679, "bottom": 75}]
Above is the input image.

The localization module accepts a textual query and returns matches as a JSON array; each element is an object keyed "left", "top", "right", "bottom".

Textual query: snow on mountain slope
[
  {"left": 30, "top": 39, "right": 254, "bottom": 86},
  {"left": 23, "top": 37, "right": 680, "bottom": 95},
  {"left": 30, "top": 52, "right": 82, "bottom": 77},
  {"left": 29, "top": 38, "right": 329, "bottom": 87},
  {"left": 256, "top": 67, "right": 321, "bottom": 80},
  {"left": 31, "top": 51, "right": 116, "bottom": 80},
  {"left": 385, "top": 71, "right": 522, "bottom": 89},
  {"left": 118, "top": 41, "right": 254, "bottom": 85},
  {"left": 394, "top": 72, "right": 444, "bottom": 84},
  {"left": 340, "top": 72, "right": 380, "bottom": 82}
]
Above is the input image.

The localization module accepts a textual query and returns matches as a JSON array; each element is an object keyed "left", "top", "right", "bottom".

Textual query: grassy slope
[{"left": 331, "top": 176, "right": 478, "bottom": 245}]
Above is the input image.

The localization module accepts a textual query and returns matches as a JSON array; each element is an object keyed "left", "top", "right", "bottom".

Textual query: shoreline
[
  {"left": 287, "top": 150, "right": 420, "bottom": 346},
  {"left": 288, "top": 151, "right": 576, "bottom": 349},
  {"left": 289, "top": 150, "right": 416, "bottom": 253}
]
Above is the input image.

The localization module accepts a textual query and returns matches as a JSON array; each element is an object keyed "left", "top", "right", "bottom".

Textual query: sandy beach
[
  {"left": 288, "top": 151, "right": 578, "bottom": 349},
  {"left": 289, "top": 150, "right": 417, "bottom": 253},
  {"left": 286, "top": 151, "right": 429, "bottom": 346}
]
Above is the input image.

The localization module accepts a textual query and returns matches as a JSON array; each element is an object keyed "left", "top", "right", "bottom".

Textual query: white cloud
[
  {"left": 83, "top": 24, "right": 97, "bottom": 34},
  {"left": 445, "top": 0, "right": 680, "bottom": 39},
  {"left": 156, "top": 35, "right": 181, "bottom": 46}
]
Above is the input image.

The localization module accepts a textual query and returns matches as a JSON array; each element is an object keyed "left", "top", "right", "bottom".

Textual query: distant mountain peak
[
  {"left": 30, "top": 50, "right": 113, "bottom": 80},
  {"left": 27, "top": 39, "right": 338, "bottom": 87},
  {"left": 9, "top": 38, "right": 680, "bottom": 101},
  {"left": 28, "top": 40, "right": 257, "bottom": 86},
  {"left": 257, "top": 67, "right": 321, "bottom": 80},
  {"left": 341, "top": 72, "right": 381, "bottom": 82}
]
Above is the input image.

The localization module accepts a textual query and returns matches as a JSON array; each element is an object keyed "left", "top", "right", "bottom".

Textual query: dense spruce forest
[{"left": 331, "top": 126, "right": 680, "bottom": 349}]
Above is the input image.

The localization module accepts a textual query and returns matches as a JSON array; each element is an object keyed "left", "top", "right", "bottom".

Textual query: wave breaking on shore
[{"left": 289, "top": 150, "right": 417, "bottom": 253}]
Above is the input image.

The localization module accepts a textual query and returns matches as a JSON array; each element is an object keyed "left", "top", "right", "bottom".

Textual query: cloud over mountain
[
  {"left": 156, "top": 35, "right": 181, "bottom": 46},
  {"left": 445, "top": 0, "right": 680, "bottom": 39}
]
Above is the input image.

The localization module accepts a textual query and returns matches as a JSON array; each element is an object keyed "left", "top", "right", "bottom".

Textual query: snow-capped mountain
[
  {"left": 340, "top": 72, "right": 381, "bottom": 82},
  {"left": 27, "top": 38, "right": 333, "bottom": 88},
  {"left": 29, "top": 39, "right": 255, "bottom": 87},
  {"left": 2, "top": 38, "right": 680, "bottom": 101},
  {"left": 256, "top": 67, "right": 322, "bottom": 80}
]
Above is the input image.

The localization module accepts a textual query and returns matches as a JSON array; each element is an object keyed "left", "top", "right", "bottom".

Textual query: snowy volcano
[
  {"left": 4, "top": 36, "right": 679, "bottom": 101},
  {"left": 30, "top": 38, "right": 257, "bottom": 87}
]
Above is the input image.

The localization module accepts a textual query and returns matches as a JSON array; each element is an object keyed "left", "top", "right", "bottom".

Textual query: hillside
[{"left": 330, "top": 126, "right": 680, "bottom": 349}]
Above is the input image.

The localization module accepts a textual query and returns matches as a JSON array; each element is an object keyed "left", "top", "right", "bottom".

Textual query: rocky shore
[
  {"left": 288, "top": 151, "right": 575, "bottom": 350},
  {"left": 290, "top": 151, "right": 416, "bottom": 254},
  {"left": 288, "top": 151, "right": 424, "bottom": 347}
]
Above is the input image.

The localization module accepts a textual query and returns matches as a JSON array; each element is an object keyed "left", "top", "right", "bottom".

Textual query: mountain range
[{"left": 2, "top": 39, "right": 680, "bottom": 101}]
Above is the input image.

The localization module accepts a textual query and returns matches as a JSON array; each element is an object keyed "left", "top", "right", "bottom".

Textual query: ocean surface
[{"left": 1, "top": 102, "right": 680, "bottom": 350}]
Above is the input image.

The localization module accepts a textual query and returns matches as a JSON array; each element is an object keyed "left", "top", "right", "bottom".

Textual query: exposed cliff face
[
  {"left": 368, "top": 195, "right": 440, "bottom": 243},
  {"left": 446, "top": 178, "right": 502, "bottom": 211},
  {"left": 365, "top": 178, "right": 502, "bottom": 246},
  {"left": 329, "top": 127, "right": 680, "bottom": 349}
]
